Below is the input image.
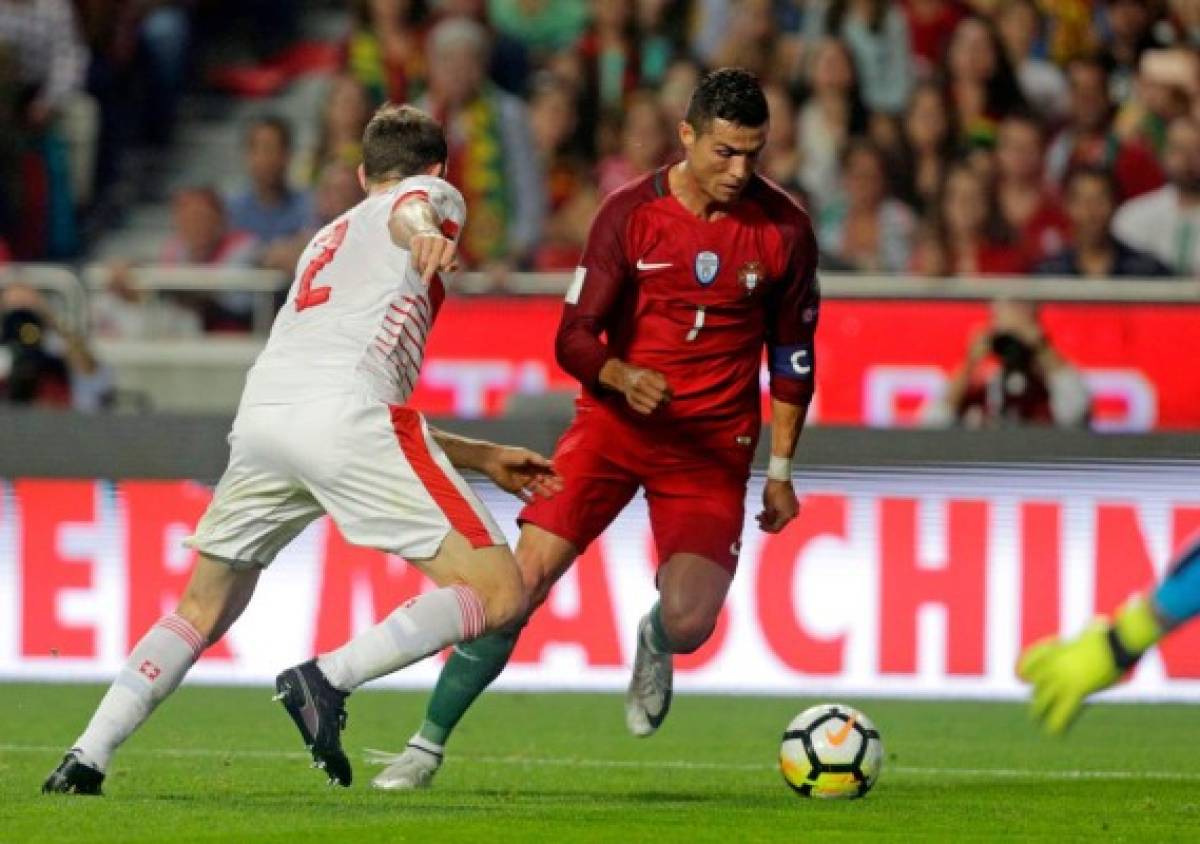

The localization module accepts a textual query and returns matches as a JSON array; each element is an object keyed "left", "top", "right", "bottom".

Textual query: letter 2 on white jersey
[{"left": 241, "top": 175, "right": 467, "bottom": 406}]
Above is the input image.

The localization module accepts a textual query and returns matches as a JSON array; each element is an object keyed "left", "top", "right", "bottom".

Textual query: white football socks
[
  {"left": 74, "top": 614, "right": 207, "bottom": 772},
  {"left": 317, "top": 585, "right": 485, "bottom": 692}
]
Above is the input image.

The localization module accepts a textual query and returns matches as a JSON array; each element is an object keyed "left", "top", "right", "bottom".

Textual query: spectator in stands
[
  {"left": 163, "top": 187, "right": 256, "bottom": 267},
  {"left": 0, "top": 280, "right": 113, "bottom": 411},
  {"left": 0, "top": 0, "right": 87, "bottom": 132},
  {"left": 421, "top": 16, "right": 545, "bottom": 271},
  {"left": 710, "top": 0, "right": 786, "bottom": 82},
  {"left": 1100, "top": 0, "right": 1169, "bottom": 106},
  {"left": 1167, "top": 0, "right": 1200, "bottom": 46},
  {"left": 309, "top": 74, "right": 372, "bottom": 183},
  {"left": 761, "top": 82, "right": 804, "bottom": 200},
  {"left": 634, "top": 0, "right": 688, "bottom": 86},
  {"left": 996, "top": 0, "right": 1069, "bottom": 120},
  {"left": 934, "top": 299, "right": 1090, "bottom": 429},
  {"left": 893, "top": 80, "right": 959, "bottom": 215},
  {"left": 261, "top": 160, "right": 365, "bottom": 275},
  {"left": 527, "top": 71, "right": 597, "bottom": 270},
  {"left": 0, "top": 0, "right": 90, "bottom": 258},
  {"left": 798, "top": 38, "right": 868, "bottom": 209},
  {"left": 912, "top": 161, "right": 1028, "bottom": 276},
  {"left": 76, "top": 0, "right": 193, "bottom": 205},
  {"left": 1038, "top": 0, "right": 1097, "bottom": 66},
  {"left": 944, "top": 15, "right": 1027, "bottom": 146},
  {"left": 161, "top": 186, "right": 258, "bottom": 330},
  {"left": 1115, "top": 48, "right": 1197, "bottom": 160},
  {"left": 227, "top": 116, "right": 312, "bottom": 263},
  {"left": 572, "top": 0, "right": 647, "bottom": 143},
  {"left": 488, "top": 0, "right": 588, "bottom": 56},
  {"left": 658, "top": 56, "right": 700, "bottom": 123},
  {"left": 1112, "top": 114, "right": 1200, "bottom": 276},
  {"left": 1037, "top": 166, "right": 1171, "bottom": 278},
  {"left": 817, "top": 139, "right": 915, "bottom": 272},
  {"left": 597, "top": 90, "right": 671, "bottom": 198},
  {"left": 994, "top": 112, "right": 1070, "bottom": 265},
  {"left": 903, "top": 0, "right": 967, "bottom": 77},
  {"left": 345, "top": 0, "right": 427, "bottom": 105},
  {"left": 1045, "top": 57, "right": 1166, "bottom": 201},
  {"left": 805, "top": 0, "right": 914, "bottom": 115}
]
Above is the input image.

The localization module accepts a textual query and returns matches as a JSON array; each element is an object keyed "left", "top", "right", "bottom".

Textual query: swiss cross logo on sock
[{"left": 139, "top": 660, "right": 162, "bottom": 681}]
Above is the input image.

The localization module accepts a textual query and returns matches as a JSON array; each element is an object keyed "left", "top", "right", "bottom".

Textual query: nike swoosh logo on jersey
[{"left": 636, "top": 259, "right": 672, "bottom": 271}]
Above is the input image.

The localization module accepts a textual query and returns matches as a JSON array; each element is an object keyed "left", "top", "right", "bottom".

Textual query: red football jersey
[{"left": 556, "top": 167, "right": 820, "bottom": 447}]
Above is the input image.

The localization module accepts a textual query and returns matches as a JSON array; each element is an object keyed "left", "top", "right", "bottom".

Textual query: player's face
[{"left": 681, "top": 118, "right": 767, "bottom": 204}]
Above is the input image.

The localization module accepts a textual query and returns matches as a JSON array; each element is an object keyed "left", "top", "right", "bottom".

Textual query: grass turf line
[{"left": 2, "top": 684, "right": 1199, "bottom": 842}]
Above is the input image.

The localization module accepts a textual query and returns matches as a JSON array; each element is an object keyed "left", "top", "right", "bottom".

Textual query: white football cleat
[
  {"left": 366, "top": 744, "right": 443, "bottom": 791},
  {"left": 625, "top": 615, "right": 674, "bottom": 737}
]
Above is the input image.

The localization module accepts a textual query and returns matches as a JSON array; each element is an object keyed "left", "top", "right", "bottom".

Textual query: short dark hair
[
  {"left": 1064, "top": 163, "right": 1118, "bottom": 201},
  {"left": 361, "top": 104, "right": 448, "bottom": 183},
  {"left": 246, "top": 115, "right": 292, "bottom": 151},
  {"left": 685, "top": 68, "right": 769, "bottom": 134}
]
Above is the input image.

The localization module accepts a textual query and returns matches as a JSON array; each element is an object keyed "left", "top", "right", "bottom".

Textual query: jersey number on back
[{"left": 295, "top": 218, "right": 349, "bottom": 311}]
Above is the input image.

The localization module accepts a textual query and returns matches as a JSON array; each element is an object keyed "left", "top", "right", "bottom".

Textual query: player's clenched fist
[
  {"left": 410, "top": 231, "right": 458, "bottom": 283},
  {"left": 601, "top": 360, "right": 673, "bottom": 415},
  {"left": 757, "top": 478, "right": 800, "bottom": 533}
]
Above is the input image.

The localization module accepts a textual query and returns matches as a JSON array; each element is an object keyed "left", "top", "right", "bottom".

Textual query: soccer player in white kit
[{"left": 43, "top": 105, "right": 558, "bottom": 795}]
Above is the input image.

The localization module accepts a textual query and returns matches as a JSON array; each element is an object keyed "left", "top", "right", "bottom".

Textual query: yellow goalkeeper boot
[{"left": 1017, "top": 596, "right": 1163, "bottom": 736}]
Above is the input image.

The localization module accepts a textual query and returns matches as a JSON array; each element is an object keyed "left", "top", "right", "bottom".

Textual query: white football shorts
[{"left": 185, "top": 393, "right": 506, "bottom": 568}]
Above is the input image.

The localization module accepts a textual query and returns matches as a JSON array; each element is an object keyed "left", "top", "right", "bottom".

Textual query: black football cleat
[
  {"left": 42, "top": 751, "right": 104, "bottom": 795},
  {"left": 274, "top": 659, "right": 353, "bottom": 787}
]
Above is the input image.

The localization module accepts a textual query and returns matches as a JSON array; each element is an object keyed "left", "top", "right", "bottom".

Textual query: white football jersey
[{"left": 241, "top": 175, "right": 466, "bottom": 406}]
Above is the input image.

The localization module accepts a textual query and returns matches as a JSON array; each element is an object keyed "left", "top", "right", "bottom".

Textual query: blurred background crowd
[
  {"left": 1, "top": 0, "right": 1198, "bottom": 421},
  {"left": 3, "top": 0, "right": 1200, "bottom": 276}
]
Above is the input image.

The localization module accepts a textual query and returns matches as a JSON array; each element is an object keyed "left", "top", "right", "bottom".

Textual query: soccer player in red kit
[{"left": 373, "top": 68, "right": 820, "bottom": 790}]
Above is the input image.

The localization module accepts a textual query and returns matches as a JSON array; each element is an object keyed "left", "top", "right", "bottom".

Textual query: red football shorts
[{"left": 519, "top": 404, "right": 752, "bottom": 573}]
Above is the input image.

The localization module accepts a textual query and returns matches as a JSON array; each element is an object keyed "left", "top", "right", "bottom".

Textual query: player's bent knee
[{"left": 478, "top": 564, "right": 528, "bottom": 632}]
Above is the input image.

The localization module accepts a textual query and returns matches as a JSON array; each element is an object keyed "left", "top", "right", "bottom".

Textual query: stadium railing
[
  {"left": 81, "top": 263, "right": 288, "bottom": 335},
  {"left": 464, "top": 271, "right": 1200, "bottom": 301}
]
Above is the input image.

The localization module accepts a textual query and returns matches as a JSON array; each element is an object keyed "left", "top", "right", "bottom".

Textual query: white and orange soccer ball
[{"left": 779, "top": 704, "right": 884, "bottom": 799}]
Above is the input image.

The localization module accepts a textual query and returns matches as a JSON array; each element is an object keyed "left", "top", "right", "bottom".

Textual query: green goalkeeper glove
[{"left": 1017, "top": 596, "right": 1163, "bottom": 736}]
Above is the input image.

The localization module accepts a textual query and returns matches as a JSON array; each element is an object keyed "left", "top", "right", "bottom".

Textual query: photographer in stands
[
  {"left": 930, "top": 299, "right": 1090, "bottom": 428},
  {"left": 0, "top": 281, "right": 113, "bottom": 411}
]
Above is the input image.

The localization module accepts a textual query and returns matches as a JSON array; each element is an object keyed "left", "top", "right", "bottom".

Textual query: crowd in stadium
[
  {"left": 1, "top": 0, "right": 1199, "bottom": 401},
  {"left": 3, "top": 1, "right": 1200, "bottom": 277}
]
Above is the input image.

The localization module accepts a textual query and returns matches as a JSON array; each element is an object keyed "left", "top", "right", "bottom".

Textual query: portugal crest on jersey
[
  {"left": 738, "top": 260, "right": 764, "bottom": 295},
  {"left": 694, "top": 251, "right": 720, "bottom": 286}
]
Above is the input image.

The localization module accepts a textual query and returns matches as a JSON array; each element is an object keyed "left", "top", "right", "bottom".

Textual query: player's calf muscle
[{"left": 174, "top": 556, "right": 260, "bottom": 642}]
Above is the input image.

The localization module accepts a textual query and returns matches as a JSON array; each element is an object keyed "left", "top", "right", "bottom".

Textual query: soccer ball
[{"left": 779, "top": 704, "right": 884, "bottom": 799}]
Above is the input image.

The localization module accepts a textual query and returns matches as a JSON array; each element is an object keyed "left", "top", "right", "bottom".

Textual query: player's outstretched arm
[
  {"left": 388, "top": 196, "right": 457, "bottom": 283},
  {"left": 427, "top": 427, "right": 563, "bottom": 504}
]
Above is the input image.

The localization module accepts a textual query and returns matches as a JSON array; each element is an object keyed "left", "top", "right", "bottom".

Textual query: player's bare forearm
[
  {"left": 428, "top": 427, "right": 562, "bottom": 504},
  {"left": 427, "top": 427, "right": 494, "bottom": 472},
  {"left": 758, "top": 398, "right": 809, "bottom": 534},
  {"left": 769, "top": 398, "right": 809, "bottom": 461}
]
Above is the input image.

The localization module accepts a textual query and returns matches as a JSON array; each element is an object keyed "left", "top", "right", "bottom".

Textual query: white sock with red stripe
[
  {"left": 73, "top": 613, "right": 207, "bottom": 772},
  {"left": 316, "top": 584, "right": 486, "bottom": 692}
]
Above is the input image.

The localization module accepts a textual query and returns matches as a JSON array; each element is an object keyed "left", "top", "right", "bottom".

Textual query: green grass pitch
[{"left": 2, "top": 683, "right": 1199, "bottom": 841}]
